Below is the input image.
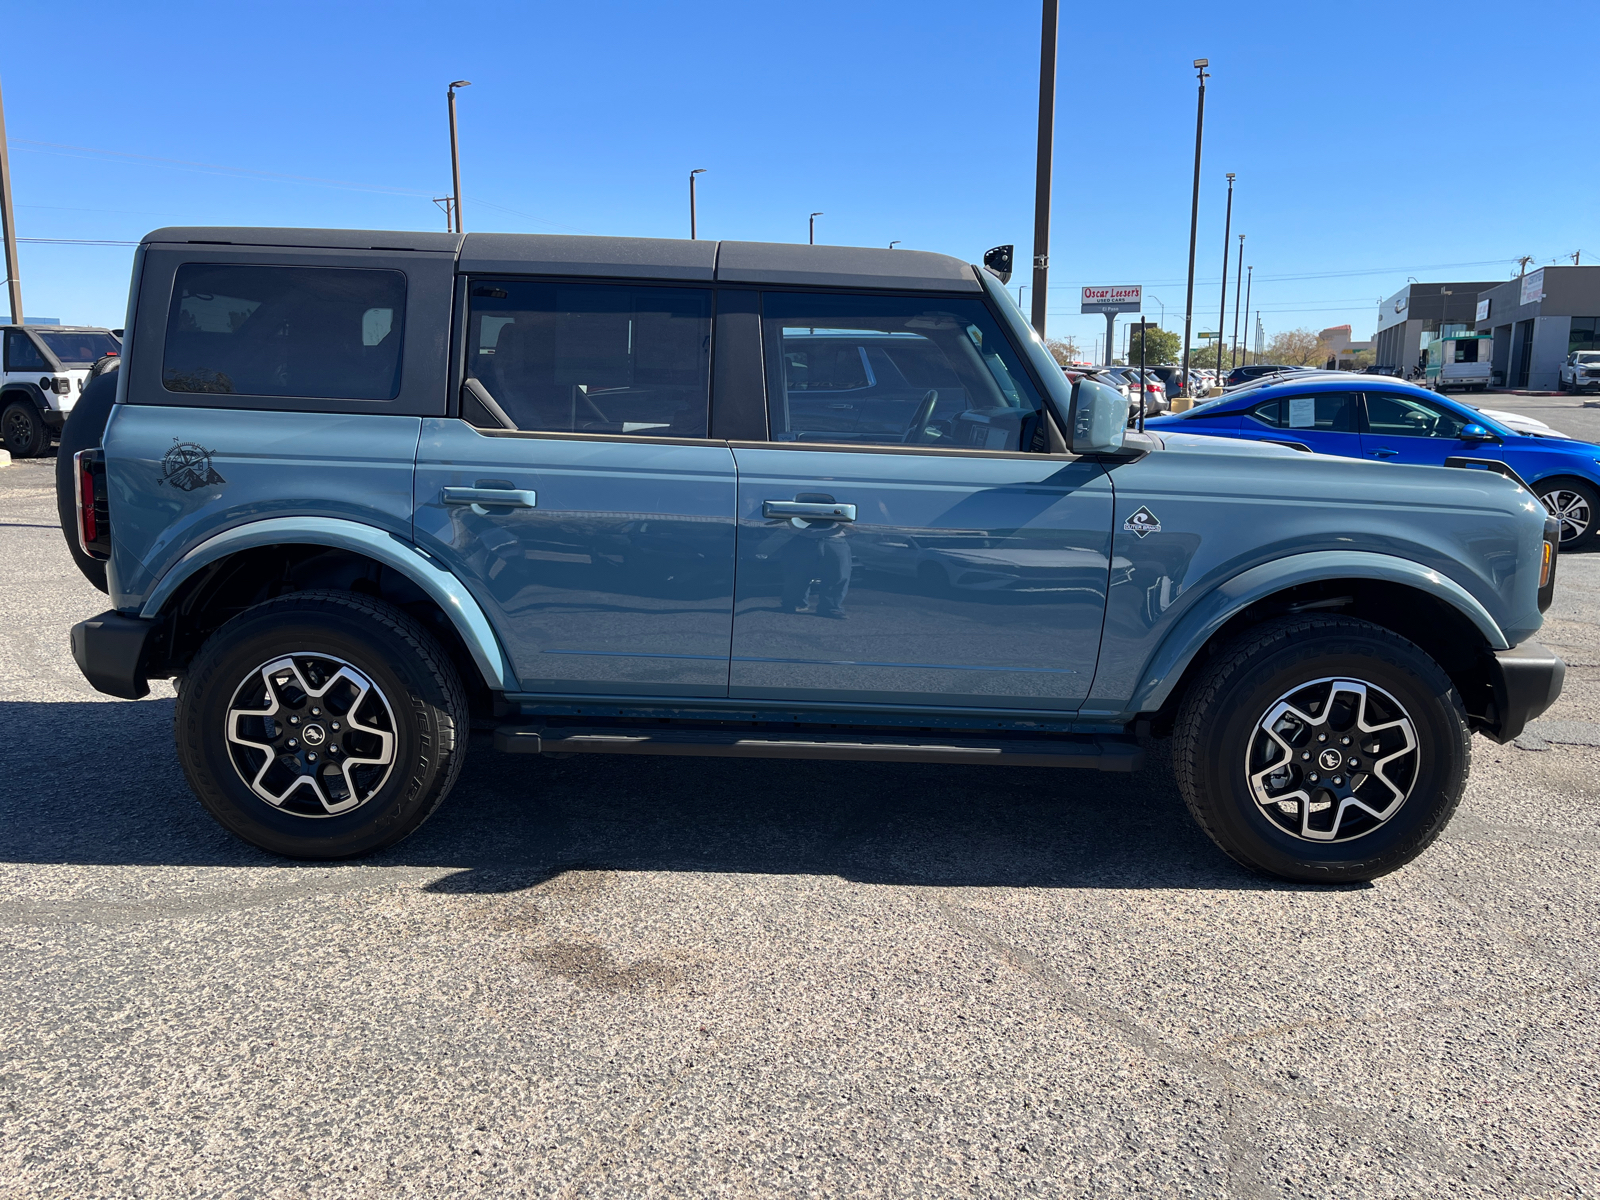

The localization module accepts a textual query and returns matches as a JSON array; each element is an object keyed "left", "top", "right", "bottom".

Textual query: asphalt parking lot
[{"left": 2, "top": 411, "right": 1597, "bottom": 1198}]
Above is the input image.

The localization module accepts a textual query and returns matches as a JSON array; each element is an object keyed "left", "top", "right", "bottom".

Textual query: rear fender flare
[
  {"left": 1128, "top": 550, "right": 1508, "bottom": 715},
  {"left": 139, "top": 516, "right": 514, "bottom": 691}
]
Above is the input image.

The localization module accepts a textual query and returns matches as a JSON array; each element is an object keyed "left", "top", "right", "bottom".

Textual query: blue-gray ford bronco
[{"left": 64, "top": 227, "right": 1566, "bottom": 883}]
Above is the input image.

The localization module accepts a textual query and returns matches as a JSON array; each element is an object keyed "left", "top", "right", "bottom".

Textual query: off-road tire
[
  {"left": 1172, "top": 615, "right": 1470, "bottom": 884},
  {"left": 2, "top": 400, "right": 49, "bottom": 458},
  {"left": 176, "top": 590, "right": 468, "bottom": 859}
]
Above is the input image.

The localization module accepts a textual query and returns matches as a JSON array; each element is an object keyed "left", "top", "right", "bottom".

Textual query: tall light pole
[
  {"left": 1031, "top": 0, "right": 1060, "bottom": 337},
  {"left": 809, "top": 212, "right": 823, "bottom": 245},
  {"left": 1230, "top": 233, "right": 1244, "bottom": 369},
  {"left": 447, "top": 80, "right": 471, "bottom": 234},
  {"left": 0, "top": 74, "right": 22, "bottom": 324},
  {"left": 689, "top": 169, "right": 706, "bottom": 239},
  {"left": 1216, "top": 172, "right": 1234, "bottom": 376},
  {"left": 1240, "top": 266, "right": 1253, "bottom": 365},
  {"left": 1150, "top": 295, "right": 1166, "bottom": 331},
  {"left": 1179, "top": 59, "right": 1209, "bottom": 397}
]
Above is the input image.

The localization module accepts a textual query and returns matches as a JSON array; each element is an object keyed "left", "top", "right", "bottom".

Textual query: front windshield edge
[{"left": 974, "top": 266, "right": 1074, "bottom": 416}]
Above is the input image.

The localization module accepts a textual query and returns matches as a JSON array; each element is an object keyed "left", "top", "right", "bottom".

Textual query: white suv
[
  {"left": 1558, "top": 350, "right": 1600, "bottom": 396},
  {"left": 1, "top": 325, "right": 122, "bottom": 457}
]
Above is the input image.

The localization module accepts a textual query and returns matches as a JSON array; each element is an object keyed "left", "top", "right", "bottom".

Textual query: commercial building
[
  {"left": 1473, "top": 266, "right": 1600, "bottom": 390},
  {"left": 1374, "top": 281, "right": 1502, "bottom": 374},
  {"left": 1317, "top": 324, "right": 1372, "bottom": 369}
]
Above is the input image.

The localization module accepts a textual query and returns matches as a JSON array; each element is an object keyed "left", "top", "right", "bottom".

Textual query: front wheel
[
  {"left": 176, "top": 591, "right": 468, "bottom": 859},
  {"left": 1173, "top": 616, "right": 1469, "bottom": 884},
  {"left": 1537, "top": 478, "right": 1599, "bottom": 551},
  {"left": 2, "top": 401, "right": 49, "bottom": 458}
]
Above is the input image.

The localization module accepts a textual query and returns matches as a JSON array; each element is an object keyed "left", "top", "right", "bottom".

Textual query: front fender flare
[
  {"left": 139, "top": 516, "right": 514, "bottom": 691},
  {"left": 1127, "top": 550, "right": 1508, "bottom": 716}
]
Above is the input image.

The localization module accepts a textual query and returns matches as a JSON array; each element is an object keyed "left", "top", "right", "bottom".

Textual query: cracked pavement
[{"left": 1, "top": 427, "right": 1597, "bottom": 1198}]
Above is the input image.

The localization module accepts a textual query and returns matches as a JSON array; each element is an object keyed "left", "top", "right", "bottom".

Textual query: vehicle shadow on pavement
[{"left": 0, "top": 699, "right": 1308, "bottom": 892}]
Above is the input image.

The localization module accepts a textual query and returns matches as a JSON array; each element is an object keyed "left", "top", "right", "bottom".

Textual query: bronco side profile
[{"left": 66, "top": 227, "right": 1565, "bottom": 882}]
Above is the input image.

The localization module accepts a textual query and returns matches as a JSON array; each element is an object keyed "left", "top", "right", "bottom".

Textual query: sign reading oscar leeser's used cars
[{"left": 1081, "top": 286, "right": 1142, "bottom": 314}]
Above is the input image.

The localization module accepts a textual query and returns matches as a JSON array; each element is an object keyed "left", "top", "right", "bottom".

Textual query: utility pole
[
  {"left": 1516, "top": 255, "right": 1534, "bottom": 277},
  {"left": 1241, "top": 266, "right": 1253, "bottom": 365},
  {"left": 0, "top": 73, "right": 22, "bottom": 324},
  {"left": 447, "top": 81, "right": 471, "bottom": 234},
  {"left": 1216, "top": 173, "right": 1234, "bottom": 377},
  {"left": 689, "top": 169, "right": 706, "bottom": 239},
  {"left": 809, "top": 212, "right": 823, "bottom": 245},
  {"left": 1230, "top": 233, "right": 1244, "bottom": 369},
  {"left": 1031, "top": 0, "right": 1059, "bottom": 337},
  {"left": 1179, "top": 59, "right": 1209, "bottom": 397}
]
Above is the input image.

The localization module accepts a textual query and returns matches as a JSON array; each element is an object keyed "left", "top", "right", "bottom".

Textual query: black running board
[{"left": 493, "top": 725, "right": 1142, "bottom": 771}]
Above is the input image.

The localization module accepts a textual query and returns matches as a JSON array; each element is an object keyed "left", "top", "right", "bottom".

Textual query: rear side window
[
  {"left": 162, "top": 264, "right": 406, "bottom": 400},
  {"left": 464, "top": 279, "right": 712, "bottom": 438},
  {"left": 1248, "top": 392, "right": 1357, "bottom": 432}
]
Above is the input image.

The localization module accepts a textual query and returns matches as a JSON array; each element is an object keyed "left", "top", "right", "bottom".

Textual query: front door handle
[
  {"left": 1369, "top": 448, "right": 1398, "bottom": 459},
  {"left": 762, "top": 500, "right": 857, "bottom": 522},
  {"left": 442, "top": 487, "right": 538, "bottom": 507}
]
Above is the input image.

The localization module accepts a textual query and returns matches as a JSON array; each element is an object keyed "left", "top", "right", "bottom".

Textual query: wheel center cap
[
  {"left": 1318, "top": 748, "right": 1343, "bottom": 771},
  {"left": 301, "top": 724, "right": 327, "bottom": 747}
]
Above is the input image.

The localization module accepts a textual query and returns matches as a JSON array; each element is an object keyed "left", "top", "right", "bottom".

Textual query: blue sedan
[{"left": 1147, "top": 376, "right": 1600, "bottom": 549}]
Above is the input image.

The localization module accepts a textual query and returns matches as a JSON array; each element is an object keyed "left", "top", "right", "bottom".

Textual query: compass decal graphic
[{"left": 158, "top": 439, "right": 226, "bottom": 492}]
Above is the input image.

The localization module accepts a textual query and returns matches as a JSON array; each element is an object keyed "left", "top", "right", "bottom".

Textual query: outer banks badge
[
  {"left": 1123, "top": 505, "right": 1161, "bottom": 538},
  {"left": 159, "top": 438, "right": 226, "bottom": 491}
]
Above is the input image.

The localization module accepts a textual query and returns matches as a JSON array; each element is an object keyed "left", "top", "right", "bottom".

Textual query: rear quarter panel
[{"left": 103, "top": 405, "right": 422, "bottom": 611}]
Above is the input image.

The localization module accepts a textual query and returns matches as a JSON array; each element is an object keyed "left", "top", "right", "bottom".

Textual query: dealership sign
[
  {"left": 1081, "top": 285, "right": 1142, "bottom": 314},
  {"left": 1476, "top": 298, "right": 1491, "bottom": 322},
  {"left": 1520, "top": 269, "right": 1544, "bottom": 308}
]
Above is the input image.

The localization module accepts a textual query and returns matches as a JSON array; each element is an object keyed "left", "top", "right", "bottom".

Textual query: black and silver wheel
[
  {"left": 1173, "top": 615, "right": 1469, "bottom": 883},
  {"left": 2, "top": 401, "right": 49, "bottom": 458},
  {"left": 176, "top": 590, "right": 468, "bottom": 859},
  {"left": 1537, "top": 479, "right": 1599, "bottom": 551}
]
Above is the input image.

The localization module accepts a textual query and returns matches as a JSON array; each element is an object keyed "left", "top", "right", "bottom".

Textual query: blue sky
[{"left": 3, "top": 0, "right": 1594, "bottom": 357}]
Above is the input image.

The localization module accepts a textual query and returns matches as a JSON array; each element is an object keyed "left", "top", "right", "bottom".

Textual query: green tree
[
  {"left": 1263, "top": 328, "right": 1328, "bottom": 367},
  {"left": 1127, "top": 326, "right": 1181, "bottom": 366},
  {"left": 1186, "top": 342, "right": 1226, "bottom": 369},
  {"left": 1045, "top": 337, "right": 1083, "bottom": 365}
]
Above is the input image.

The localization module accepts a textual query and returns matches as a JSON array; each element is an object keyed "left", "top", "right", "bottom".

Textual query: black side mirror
[{"left": 983, "top": 245, "right": 1013, "bottom": 284}]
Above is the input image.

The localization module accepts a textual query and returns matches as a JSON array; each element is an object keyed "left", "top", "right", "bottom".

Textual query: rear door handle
[
  {"left": 442, "top": 487, "right": 538, "bottom": 507},
  {"left": 762, "top": 500, "right": 857, "bottom": 522}
]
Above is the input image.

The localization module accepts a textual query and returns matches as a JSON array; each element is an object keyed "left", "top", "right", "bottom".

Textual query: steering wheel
[{"left": 902, "top": 389, "right": 939, "bottom": 444}]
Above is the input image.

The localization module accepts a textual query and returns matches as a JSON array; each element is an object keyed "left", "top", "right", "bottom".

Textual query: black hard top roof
[{"left": 141, "top": 228, "right": 981, "bottom": 292}]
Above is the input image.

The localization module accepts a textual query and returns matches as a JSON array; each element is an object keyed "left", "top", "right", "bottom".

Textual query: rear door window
[
  {"left": 5, "top": 330, "right": 49, "bottom": 373},
  {"left": 1247, "top": 392, "right": 1357, "bottom": 431},
  {"left": 162, "top": 264, "right": 406, "bottom": 400},
  {"left": 464, "top": 279, "right": 712, "bottom": 438}
]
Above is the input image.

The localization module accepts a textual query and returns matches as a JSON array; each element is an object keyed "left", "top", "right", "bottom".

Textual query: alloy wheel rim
[
  {"left": 1541, "top": 489, "right": 1591, "bottom": 543},
  {"left": 224, "top": 653, "right": 397, "bottom": 817},
  {"left": 1245, "top": 677, "right": 1419, "bottom": 843}
]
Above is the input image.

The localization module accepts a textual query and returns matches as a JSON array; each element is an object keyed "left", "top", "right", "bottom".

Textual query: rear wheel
[
  {"left": 1173, "top": 616, "right": 1469, "bottom": 884},
  {"left": 1537, "top": 478, "right": 1599, "bottom": 551},
  {"left": 2, "top": 401, "right": 49, "bottom": 458},
  {"left": 176, "top": 590, "right": 468, "bottom": 859}
]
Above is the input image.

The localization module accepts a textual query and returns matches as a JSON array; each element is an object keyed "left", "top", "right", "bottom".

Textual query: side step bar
[{"left": 493, "top": 725, "right": 1142, "bottom": 771}]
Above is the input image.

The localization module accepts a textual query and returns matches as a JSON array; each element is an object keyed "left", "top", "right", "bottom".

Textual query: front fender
[
  {"left": 1125, "top": 550, "right": 1508, "bottom": 716},
  {"left": 139, "top": 516, "right": 513, "bottom": 692}
]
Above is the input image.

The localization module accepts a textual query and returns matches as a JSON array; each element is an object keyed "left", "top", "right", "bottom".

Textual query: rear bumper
[
  {"left": 1480, "top": 640, "right": 1565, "bottom": 744},
  {"left": 70, "top": 610, "right": 159, "bottom": 700}
]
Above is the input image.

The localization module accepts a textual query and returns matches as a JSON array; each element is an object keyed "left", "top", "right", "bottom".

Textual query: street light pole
[
  {"left": 809, "top": 212, "right": 823, "bottom": 245},
  {"left": 0, "top": 74, "right": 22, "bottom": 324},
  {"left": 1031, "top": 0, "right": 1059, "bottom": 337},
  {"left": 1179, "top": 59, "right": 1209, "bottom": 397},
  {"left": 689, "top": 169, "right": 706, "bottom": 239},
  {"left": 447, "top": 81, "right": 471, "bottom": 234},
  {"left": 1230, "top": 233, "right": 1244, "bottom": 369},
  {"left": 1216, "top": 172, "right": 1234, "bottom": 378},
  {"left": 1241, "top": 266, "right": 1253, "bottom": 365}
]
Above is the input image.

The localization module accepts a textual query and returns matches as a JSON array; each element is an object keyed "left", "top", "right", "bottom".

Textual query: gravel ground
[{"left": 2, "top": 422, "right": 1597, "bottom": 1198}]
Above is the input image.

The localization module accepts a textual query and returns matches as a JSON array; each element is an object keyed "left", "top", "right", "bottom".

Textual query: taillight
[
  {"left": 74, "top": 449, "right": 110, "bottom": 560},
  {"left": 53, "top": 377, "right": 72, "bottom": 395}
]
